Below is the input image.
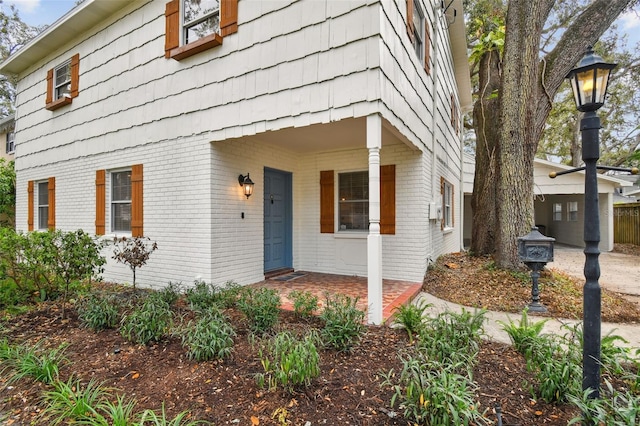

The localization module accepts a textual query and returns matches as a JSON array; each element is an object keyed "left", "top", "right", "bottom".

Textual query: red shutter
[
  {"left": 220, "top": 0, "right": 238, "bottom": 37},
  {"left": 131, "top": 164, "right": 144, "bottom": 237},
  {"left": 27, "top": 181, "right": 34, "bottom": 231},
  {"left": 46, "top": 69, "right": 53, "bottom": 104},
  {"left": 424, "top": 23, "right": 431, "bottom": 74},
  {"left": 380, "top": 165, "right": 395, "bottom": 235},
  {"left": 165, "top": 0, "right": 180, "bottom": 58},
  {"left": 70, "top": 53, "right": 80, "bottom": 98},
  {"left": 48, "top": 177, "right": 55, "bottom": 230},
  {"left": 406, "top": 0, "right": 415, "bottom": 42},
  {"left": 95, "top": 170, "right": 106, "bottom": 235},
  {"left": 320, "top": 170, "right": 334, "bottom": 233}
]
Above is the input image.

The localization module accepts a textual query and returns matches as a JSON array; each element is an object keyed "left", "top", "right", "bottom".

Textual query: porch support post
[{"left": 367, "top": 113, "right": 383, "bottom": 325}]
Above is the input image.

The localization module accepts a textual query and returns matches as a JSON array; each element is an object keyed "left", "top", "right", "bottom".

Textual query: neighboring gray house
[
  {"left": 0, "top": 114, "right": 15, "bottom": 161},
  {"left": 0, "top": 0, "right": 472, "bottom": 324},
  {"left": 463, "top": 154, "right": 631, "bottom": 251}
]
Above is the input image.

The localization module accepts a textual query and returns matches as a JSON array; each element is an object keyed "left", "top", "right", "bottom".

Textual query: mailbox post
[{"left": 517, "top": 227, "right": 555, "bottom": 313}]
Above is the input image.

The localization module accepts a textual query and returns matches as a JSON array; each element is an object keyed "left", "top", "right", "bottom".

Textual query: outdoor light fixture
[
  {"left": 238, "top": 173, "right": 254, "bottom": 199},
  {"left": 517, "top": 227, "right": 555, "bottom": 313},
  {"left": 566, "top": 46, "right": 616, "bottom": 112}
]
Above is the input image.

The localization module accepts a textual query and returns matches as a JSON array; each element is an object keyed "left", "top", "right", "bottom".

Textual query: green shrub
[
  {"left": 319, "top": 293, "right": 365, "bottom": 351},
  {"left": 289, "top": 290, "right": 318, "bottom": 318},
  {"left": 181, "top": 307, "right": 235, "bottom": 361},
  {"left": 120, "top": 296, "right": 172, "bottom": 344},
  {"left": 499, "top": 308, "right": 548, "bottom": 356},
  {"left": 382, "top": 355, "right": 490, "bottom": 425},
  {"left": 79, "top": 394, "right": 138, "bottom": 426},
  {"left": 3, "top": 341, "right": 67, "bottom": 384},
  {"left": 214, "top": 280, "right": 243, "bottom": 309},
  {"left": 393, "top": 300, "right": 431, "bottom": 343},
  {"left": 157, "top": 282, "right": 182, "bottom": 307},
  {"left": 568, "top": 379, "right": 640, "bottom": 425},
  {"left": 237, "top": 287, "right": 281, "bottom": 333},
  {"left": 77, "top": 293, "right": 121, "bottom": 331},
  {"left": 41, "top": 376, "right": 110, "bottom": 425},
  {"left": 185, "top": 280, "right": 217, "bottom": 311},
  {"left": 256, "top": 331, "right": 321, "bottom": 393}
]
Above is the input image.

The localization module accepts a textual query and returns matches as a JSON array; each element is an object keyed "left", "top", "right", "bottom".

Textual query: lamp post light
[{"left": 517, "top": 227, "right": 555, "bottom": 313}]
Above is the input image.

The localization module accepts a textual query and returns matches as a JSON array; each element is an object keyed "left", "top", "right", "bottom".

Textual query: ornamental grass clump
[
  {"left": 236, "top": 287, "right": 281, "bottom": 333},
  {"left": 256, "top": 331, "right": 321, "bottom": 393},
  {"left": 120, "top": 295, "right": 172, "bottom": 345},
  {"left": 393, "top": 300, "right": 431, "bottom": 344},
  {"left": 41, "top": 376, "right": 110, "bottom": 425},
  {"left": 319, "top": 293, "right": 365, "bottom": 352},
  {"left": 2, "top": 340, "right": 67, "bottom": 385},
  {"left": 181, "top": 306, "right": 236, "bottom": 361},
  {"left": 77, "top": 293, "right": 121, "bottom": 331}
]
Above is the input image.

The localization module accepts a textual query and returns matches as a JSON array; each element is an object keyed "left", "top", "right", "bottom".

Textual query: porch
[{"left": 253, "top": 271, "right": 423, "bottom": 322}]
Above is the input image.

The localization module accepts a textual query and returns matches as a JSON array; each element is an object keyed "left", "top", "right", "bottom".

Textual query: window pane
[
  {"left": 184, "top": 0, "right": 219, "bottom": 24},
  {"left": 112, "top": 171, "right": 131, "bottom": 202},
  {"left": 38, "top": 182, "right": 48, "bottom": 206},
  {"left": 55, "top": 63, "right": 70, "bottom": 86},
  {"left": 338, "top": 171, "right": 369, "bottom": 231},
  {"left": 38, "top": 207, "right": 48, "bottom": 230},
  {"left": 339, "top": 171, "right": 368, "bottom": 201},
  {"left": 112, "top": 203, "right": 131, "bottom": 232},
  {"left": 339, "top": 201, "right": 369, "bottom": 231},
  {"left": 185, "top": 17, "right": 219, "bottom": 43}
]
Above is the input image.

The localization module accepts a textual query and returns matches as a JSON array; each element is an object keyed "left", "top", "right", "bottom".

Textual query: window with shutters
[
  {"left": 45, "top": 54, "right": 79, "bottom": 111},
  {"left": 111, "top": 170, "right": 132, "bottom": 233},
  {"left": 406, "top": 0, "right": 430, "bottom": 73},
  {"left": 165, "top": 0, "right": 238, "bottom": 61},
  {"left": 37, "top": 181, "right": 49, "bottom": 230},
  {"left": 411, "top": 2, "right": 425, "bottom": 62},
  {"left": 441, "top": 178, "right": 453, "bottom": 229},
  {"left": 339, "top": 171, "right": 369, "bottom": 231}
]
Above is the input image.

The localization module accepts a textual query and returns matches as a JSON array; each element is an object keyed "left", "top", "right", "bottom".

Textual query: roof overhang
[
  {"left": 0, "top": 0, "right": 132, "bottom": 76},
  {"left": 534, "top": 157, "right": 633, "bottom": 188},
  {"left": 0, "top": 114, "right": 14, "bottom": 133},
  {"left": 447, "top": 0, "right": 472, "bottom": 113}
]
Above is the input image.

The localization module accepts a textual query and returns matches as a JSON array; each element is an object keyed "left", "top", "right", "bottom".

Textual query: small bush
[
  {"left": 569, "top": 379, "right": 640, "bottom": 425},
  {"left": 77, "top": 293, "right": 121, "bottom": 331},
  {"left": 499, "top": 308, "right": 547, "bottom": 356},
  {"left": 181, "top": 307, "right": 236, "bottom": 361},
  {"left": 393, "top": 300, "right": 431, "bottom": 343},
  {"left": 120, "top": 296, "right": 172, "bottom": 345},
  {"left": 215, "top": 280, "right": 243, "bottom": 309},
  {"left": 83, "top": 394, "right": 138, "bottom": 426},
  {"left": 41, "top": 376, "right": 110, "bottom": 425},
  {"left": 157, "top": 282, "right": 182, "bottom": 307},
  {"left": 237, "top": 287, "right": 281, "bottom": 333},
  {"left": 112, "top": 236, "right": 158, "bottom": 290},
  {"left": 256, "top": 331, "right": 321, "bottom": 393},
  {"left": 319, "top": 293, "right": 365, "bottom": 351},
  {"left": 185, "top": 280, "right": 217, "bottom": 311},
  {"left": 289, "top": 290, "right": 318, "bottom": 318},
  {"left": 3, "top": 341, "right": 67, "bottom": 384}
]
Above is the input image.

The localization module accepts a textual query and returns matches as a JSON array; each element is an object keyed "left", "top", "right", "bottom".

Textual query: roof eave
[{"left": 447, "top": 0, "right": 472, "bottom": 113}]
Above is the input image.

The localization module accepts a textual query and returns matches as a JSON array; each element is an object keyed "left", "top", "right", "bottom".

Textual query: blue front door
[{"left": 264, "top": 168, "right": 292, "bottom": 272}]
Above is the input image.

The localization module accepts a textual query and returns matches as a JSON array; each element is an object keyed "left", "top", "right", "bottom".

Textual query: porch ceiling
[{"left": 244, "top": 117, "right": 409, "bottom": 154}]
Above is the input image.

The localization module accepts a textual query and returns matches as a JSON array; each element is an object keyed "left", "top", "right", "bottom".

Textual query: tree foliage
[
  {"left": 112, "top": 236, "right": 158, "bottom": 290},
  {"left": 0, "top": 158, "right": 15, "bottom": 226}
]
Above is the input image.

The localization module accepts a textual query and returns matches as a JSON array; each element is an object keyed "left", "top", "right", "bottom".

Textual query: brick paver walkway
[{"left": 253, "top": 271, "right": 423, "bottom": 322}]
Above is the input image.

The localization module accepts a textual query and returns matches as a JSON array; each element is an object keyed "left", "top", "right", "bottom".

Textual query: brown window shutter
[
  {"left": 451, "top": 182, "right": 455, "bottom": 227},
  {"left": 424, "top": 23, "right": 431, "bottom": 74},
  {"left": 95, "top": 170, "right": 106, "bottom": 235},
  {"left": 70, "top": 53, "right": 80, "bottom": 98},
  {"left": 380, "top": 165, "right": 396, "bottom": 235},
  {"left": 440, "top": 176, "right": 445, "bottom": 230},
  {"left": 165, "top": 0, "right": 180, "bottom": 58},
  {"left": 48, "top": 177, "right": 56, "bottom": 230},
  {"left": 320, "top": 170, "right": 334, "bottom": 233},
  {"left": 220, "top": 0, "right": 238, "bottom": 37},
  {"left": 28, "top": 180, "right": 34, "bottom": 231},
  {"left": 46, "top": 69, "right": 53, "bottom": 105},
  {"left": 131, "top": 164, "right": 144, "bottom": 237},
  {"left": 406, "top": 0, "right": 415, "bottom": 42}
]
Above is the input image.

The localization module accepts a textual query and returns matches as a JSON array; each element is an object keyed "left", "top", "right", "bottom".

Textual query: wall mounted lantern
[{"left": 238, "top": 173, "right": 254, "bottom": 199}]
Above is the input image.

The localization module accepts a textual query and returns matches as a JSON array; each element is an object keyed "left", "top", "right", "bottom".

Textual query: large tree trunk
[
  {"left": 473, "top": 0, "right": 635, "bottom": 268},
  {"left": 471, "top": 49, "right": 501, "bottom": 255}
]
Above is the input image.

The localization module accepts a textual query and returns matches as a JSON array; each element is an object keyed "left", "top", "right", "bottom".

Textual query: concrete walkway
[{"left": 414, "top": 292, "right": 640, "bottom": 351}]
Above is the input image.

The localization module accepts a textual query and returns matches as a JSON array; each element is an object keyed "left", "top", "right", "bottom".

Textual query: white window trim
[
  {"left": 109, "top": 168, "right": 132, "bottom": 236},
  {"left": 568, "top": 201, "right": 578, "bottom": 222},
  {"left": 36, "top": 180, "right": 49, "bottom": 231},
  {"left": 442, "top": 179, "right": 453, "bottom": 229},
  {"left": 181, "top": 0, "right": 221, "bottom": 45},
  {"left": 553, "top": 202, "right": 563, "bottom": 222},
  {"left": 53, "top": 59, "right": 71, "bottom": 100}
]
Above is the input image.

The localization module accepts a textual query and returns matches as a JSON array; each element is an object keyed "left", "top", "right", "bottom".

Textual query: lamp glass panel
[
  {"left": 577, "top": 69, "right": 595, "bottom": 105},
  {"left": 594, "top": 68, "right": 612, "bottom": 104},
  {"left": 244, "top": 183, "right": 253, "bottom": 197}
]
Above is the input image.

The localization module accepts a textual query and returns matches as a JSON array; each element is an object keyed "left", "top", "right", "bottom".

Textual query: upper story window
[
  {"left": 6, "top": 131, "right": 14, "bottom": 154},
  {"left": 338, "top": 171, "right": 369, "bottom": 231},
  {"left": 450, "top": 93, "right": 460, "bottom": 134},
  {"left": 406, "top": 0, "right": 431, "bottom": 74},
  {"left": 411, "top": 1, "right": 424, "bottom": 61},
  {"left": 165, "top": 0, "right": 238, "bottom": 61},
  {"left": 45, "top": 54, "right": 80, "bottom": 111}
]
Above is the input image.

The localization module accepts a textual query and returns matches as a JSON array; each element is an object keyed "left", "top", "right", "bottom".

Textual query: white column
[{"left": 367, "top": 114, "right": 383, "bottom": 325}]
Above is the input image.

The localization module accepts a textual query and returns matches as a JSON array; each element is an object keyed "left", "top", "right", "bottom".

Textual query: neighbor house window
[
  {"left": 339, "top": 171, "right": 369, "bottom": 231},
  {"left": 164, "top": 0, "right": 238, "bottom": 60},
  {"left": 37, "top": 181, "right": 49, "bottom": 230},
  {"left": 568, "top": 201, "right": 578, "bottom": 221},
  {"left": 6, "top": 131, "right": 14, "bottom": 154},
  {"left": 45, "top": 54, "right": 79, "bottom": 111},
  {"left": 553, "top": 203, "right": 562, "bottom": 221},
  {"left": 111, "top": 170, "right": 132, "bottom": 233},
  {"left": 441, "top": 178, "right": 454, "bottom": 229}
]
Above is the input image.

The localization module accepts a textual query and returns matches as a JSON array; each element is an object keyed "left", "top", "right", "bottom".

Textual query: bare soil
[{"left": 2, "top": 248, "right": 640, "bottom": 425}]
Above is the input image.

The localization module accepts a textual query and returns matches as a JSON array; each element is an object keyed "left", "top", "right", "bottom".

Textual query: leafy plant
[
  {"left": 77, "top": 394, "right": 138, "bottom": 426},
  {"left": 256, "top": 331, "right": 321, "bottom": 393},
  {"left": 112, "top": 236, "right": 158, "bottom": 290},
  {"left": 185, "top": 280, "right": 217, "bottom": 311},
  {"left": 4, "top": 341, "right": 67, "bottom": 384},
  {"left": 137, "top": 403, "right": 209, "bottom": 425},
  {"left": 120, "top": 296, "right": 172, "bottom": 344},
  {"left": 41, "top": 376, "right": 110, "bottom": 425},
  {"left": 181, "top": 307, "right": 236, "bottom": 361},
  {"left": 499, "top": 308, "right": 547, "bottom": 356},
  {"left": 288, "top": 289, "right": 318, "bottom": 318},
  {"left": 319, "top": 293, "right": 365, "bottom": 351},
  {"left": 236, "top": 287, "right": 281, "bottom": 333},
  {"left": 157, "top": 281, "right": 182, "bottom": 307},
  {"left": 382, "top": 355, "right": 490, "bottom": 425},
  {"left": 393, "top": 300, "right": 431, "bottom": 343},
  {"left": 77, "top": 293, "right": 121, "bottom": 331},
  {"left": 568, "top": 379, "right": 640, "bottom": 425}
]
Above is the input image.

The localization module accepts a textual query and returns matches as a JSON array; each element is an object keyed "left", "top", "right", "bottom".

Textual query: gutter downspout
[{"left": 430, "top": 2, "right": 442, "bottom": 266}]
